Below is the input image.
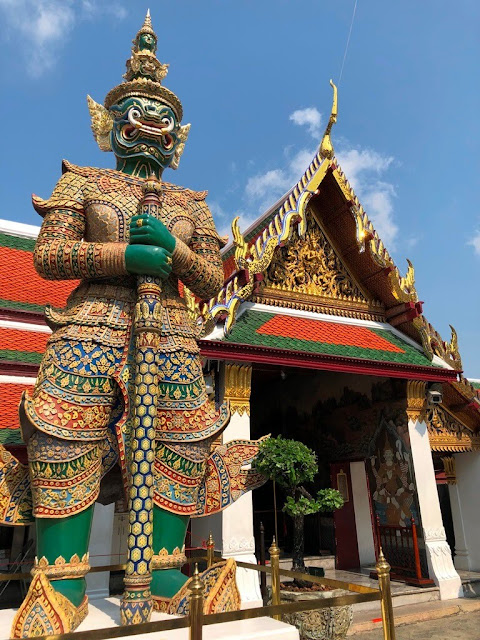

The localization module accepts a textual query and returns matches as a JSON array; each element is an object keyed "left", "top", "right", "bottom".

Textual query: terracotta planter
[{"left": 279, "top": 588, "right": 353, "bottom": 640}]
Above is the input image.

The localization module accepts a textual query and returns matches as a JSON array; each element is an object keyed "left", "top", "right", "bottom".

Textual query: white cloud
[
  {"left": 468, "top": 230, "right": 480, "bottom": 256},
  {"left": 0, "top": 0, "right": 126, "bottom": 76},
  {"left": 406, "top": 236, "right": 420, "bottom": 250},
  {"left": 289, "top": 107, "right": 322, "bottom": 139},
  {"left": 210, "top": 200, "right": 259, "bottom": 242}
]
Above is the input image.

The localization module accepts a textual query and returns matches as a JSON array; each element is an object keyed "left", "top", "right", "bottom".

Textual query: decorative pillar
[
  {"left": 191, "top": 363, "right": 262, "bottom": 608},
  {"left": 406, "top": 381, "right": 462, "bottom": 600},
  {"left": 441, "top": 455, "right": 470, "bottom": 570}
]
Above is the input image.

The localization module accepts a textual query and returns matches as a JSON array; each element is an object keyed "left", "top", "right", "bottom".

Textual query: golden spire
[
  {"left": 103, "top": 11, "right": 182, "bottom": 120},
  {"left": 138, "top": 9, "right": 155, "bottom": 38},
  {"left": 319, "top": 80, "right": 338, "bottom": 159}
]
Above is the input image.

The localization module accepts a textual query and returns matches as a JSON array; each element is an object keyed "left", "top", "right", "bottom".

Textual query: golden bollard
[
  {"left": 189, "top": 563, "right": 204, "bottom": 640},
  {"left": 376, "top": 548, "right": 396, "bottom": 640},
  {"left": 269, "top": 536, "right": 281, "bottom": 621},
  {"left": 206, "top": 532, "right": 215, "bottom": 568}
]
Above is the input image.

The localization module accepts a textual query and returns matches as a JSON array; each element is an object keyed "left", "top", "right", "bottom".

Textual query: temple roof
[
  {"left": 200, "top": 304, "right": 456, "bottom": 382},
  {"left": 0, "top": 226, "right": 77, "bottom": 318}
]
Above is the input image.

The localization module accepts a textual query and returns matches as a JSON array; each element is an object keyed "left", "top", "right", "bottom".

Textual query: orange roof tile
[
  {"left": 257, "top": 315, "right": 405, "bottom": 353},
  {"left": 0, "top": 382, "right": 33, "bottom": 432},
  {"left": 0, "top": 243, "right": 77, "bottom": 312},
  {"left": 0, "top": 327, "right": 49, "bottom": 353}
]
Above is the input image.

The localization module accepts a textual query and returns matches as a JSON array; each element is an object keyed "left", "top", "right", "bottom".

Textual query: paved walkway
[
  {"left": 350, "top": 610, "right": 480, "bottom": 639},
  {"left": 348, "top": 597, "right": 480, "bottom": 637}
]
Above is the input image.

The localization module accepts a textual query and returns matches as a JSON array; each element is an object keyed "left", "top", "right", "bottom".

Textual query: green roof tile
[{"left": 224, "top": 310, "right": 438, "bottom": 368}]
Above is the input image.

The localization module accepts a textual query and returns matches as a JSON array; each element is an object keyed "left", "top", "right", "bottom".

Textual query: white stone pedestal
[{"left": 0, "top": 598, "right": 299, "bottom": 640}]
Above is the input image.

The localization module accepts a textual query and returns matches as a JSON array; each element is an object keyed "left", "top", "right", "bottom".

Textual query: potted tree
[{"left": 253, "top": 436, "right": 351, "bottom": 640}]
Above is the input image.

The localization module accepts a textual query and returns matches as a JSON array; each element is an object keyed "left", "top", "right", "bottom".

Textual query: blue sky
[{"left": 1, "top": 1, "right": 479, "bottom": 375}]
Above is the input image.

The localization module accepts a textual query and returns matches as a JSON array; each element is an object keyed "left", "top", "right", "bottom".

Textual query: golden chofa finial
[{"left": 319, "top": 80, "right": 338, "bottom": 159}]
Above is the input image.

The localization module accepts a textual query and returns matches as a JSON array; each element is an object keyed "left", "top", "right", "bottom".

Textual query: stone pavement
[
  {"left": 349, "top": 597, "right": 480, "bottom": 638},
  {"left": 350, "top": 610, "right": 480, "bottom": 639}
]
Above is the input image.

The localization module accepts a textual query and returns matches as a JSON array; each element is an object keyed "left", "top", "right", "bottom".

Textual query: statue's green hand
[
  {"left": 125, "top": 245, "right": 172, "bottom": 279},
  {"left": 130, "top": 215, "right": 176, "bottom": 253}
]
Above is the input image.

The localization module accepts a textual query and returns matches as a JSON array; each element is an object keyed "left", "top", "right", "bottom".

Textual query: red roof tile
[
  {"left": 0, "top": 327, "right": 49, "bottom": 353},
  {"left": 0, "top": 243, "right": 77, "bottom": 311},
  {"left": 257, "top": 315, "right": 405, "bottom": 353},
  {"left": 0, "top": 382, "right": 33, "bottom": 431}
]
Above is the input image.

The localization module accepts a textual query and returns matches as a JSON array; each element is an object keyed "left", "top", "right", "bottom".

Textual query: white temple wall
[{"left": 450, "top": 452, "right": 480, "bottom": 571}]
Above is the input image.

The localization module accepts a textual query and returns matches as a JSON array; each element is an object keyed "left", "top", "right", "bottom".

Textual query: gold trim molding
[
  {"left": 224, "top": 364, "right": 252, "bottom": 416},
  {"left": 429, "top": 430, "right": 480, "bottom": 453},
  {"left": 31, "top": 553, "right": 90, "bottom": 580},
  {"left": 152, "top": 547, "right": 186, "bottom": 570},
  {"left": 406, "top": 380, "right": 426, "bottom": 422}
]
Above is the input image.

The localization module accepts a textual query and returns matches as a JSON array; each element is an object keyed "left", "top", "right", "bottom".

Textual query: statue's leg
[
  {"left": 35, "top": 506, "right": 94, "bottom": 607},
  {"left": 11, "top": 432, "right": 102, "bottom": 638},
  {"left": 151, "top": 506, "right": 189, "bottom": 600}
]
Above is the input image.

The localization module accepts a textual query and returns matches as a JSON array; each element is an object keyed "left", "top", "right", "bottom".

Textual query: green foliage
[
  {"left": 254, "top": 436, "right": 344, "bottom": 570},
  {"left": 316, "top": 488, "right": 345, "bottom": 512},
  {"left": 283, "top": 489, "right": 344, "bottom": 517},
  {"left": 252, "top": 436, "right": 318, "bottom": 491},
  {"left": 284, "top": 495, "right": 321, "bottom": 517}
]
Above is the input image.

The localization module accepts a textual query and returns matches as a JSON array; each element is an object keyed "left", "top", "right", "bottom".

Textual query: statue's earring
[
  {"left": 171, "top": 123, "right": 191, "bottom": 170},
  {"left": 87, "top": 95, "right": 114, "bottom": 152}
]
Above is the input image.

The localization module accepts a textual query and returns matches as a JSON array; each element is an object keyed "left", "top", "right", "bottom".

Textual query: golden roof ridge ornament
[{"left": 319, "top": 79, "right": 338, "bottom": 159}]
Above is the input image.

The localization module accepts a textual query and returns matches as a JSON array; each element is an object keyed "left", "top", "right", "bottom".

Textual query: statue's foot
[
  {"left": 152, "top": 558, "right": 241, "bottom": 615},
  {"left": 151, "top": 568, "right": 188, "bottom": 612},
  {"left": 11, "top": 572, "right": 88, "bottom": 638}
]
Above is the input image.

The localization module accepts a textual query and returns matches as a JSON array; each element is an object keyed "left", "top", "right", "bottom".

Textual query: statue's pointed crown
[{"left": 104, "top": 11, "right": 183, "bottom": 120}]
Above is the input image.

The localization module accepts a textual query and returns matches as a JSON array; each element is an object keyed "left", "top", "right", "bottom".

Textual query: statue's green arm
[{"left": 171, "top": 200, "right": 225, "bottom": 300}]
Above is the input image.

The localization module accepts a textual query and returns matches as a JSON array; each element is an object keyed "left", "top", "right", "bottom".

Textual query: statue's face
[
  {"left": 110, "top": 96, "right": 180, "bottom": 171},
  {"left": 138, "top": 33, "right": 156, "bottom": 52}
]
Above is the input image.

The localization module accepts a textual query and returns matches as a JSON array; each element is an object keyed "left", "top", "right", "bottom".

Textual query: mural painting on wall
[{"left": 367, "top": 416, "right": 418, "bottom": 527}]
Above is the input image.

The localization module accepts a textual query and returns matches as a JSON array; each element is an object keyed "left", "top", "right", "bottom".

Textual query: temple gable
[{"left": 256, "top": 209, "right": 385, "bottom": 321}]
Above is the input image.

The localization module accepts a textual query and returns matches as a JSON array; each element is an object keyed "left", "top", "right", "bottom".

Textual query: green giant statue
[{"left": 0, "top": 12, "right": 264, "bottom": 637}]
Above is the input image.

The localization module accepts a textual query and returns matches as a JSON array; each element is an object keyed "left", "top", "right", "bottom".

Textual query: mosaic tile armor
[{"left": 19, "top": 160, "right": 249, "bottom": 519}]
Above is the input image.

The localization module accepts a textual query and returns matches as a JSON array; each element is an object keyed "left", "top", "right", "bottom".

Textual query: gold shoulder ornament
[
  {"left": 87, "top": 95, "right": 114, "bottom": 152},
  {"left": 171, "top": 123, "right": 191, "bottom": 170}
]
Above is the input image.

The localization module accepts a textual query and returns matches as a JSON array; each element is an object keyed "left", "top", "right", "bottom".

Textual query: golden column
[
  {"left": 406, "top": 380, "right": 427, "bottom": 423},
  {"left": 224, "top": 363, "right": 252, "bottom": 417}
]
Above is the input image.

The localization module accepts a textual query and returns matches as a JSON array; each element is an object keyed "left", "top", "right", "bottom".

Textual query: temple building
[{"left": 1, "top": 94, "right": 480, "bottom": 606}]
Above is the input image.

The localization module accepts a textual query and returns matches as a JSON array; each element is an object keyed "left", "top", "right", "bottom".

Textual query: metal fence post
[
  {"left": 269, "top": 536, "right": 281, "bottom": 621},
  {"left": 206, "top": 532, "right": 215, "bottom": 568},
  {"left": 259, "top": 521, "right": 267, "bottom": 602},
  {"left": 376, "top": 548, "right": 396, "bottom": 640},
  {"left": 189, "top": 563, "right": 204, "bottom": 640}
]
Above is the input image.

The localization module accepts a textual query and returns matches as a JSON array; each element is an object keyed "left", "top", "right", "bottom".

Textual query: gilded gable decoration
[
  {"left": 427, "top": 403, "right": 480, "bottom": 452},
  {"left": 264, "top": 210, "right": 365, "bottom": 300}
]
